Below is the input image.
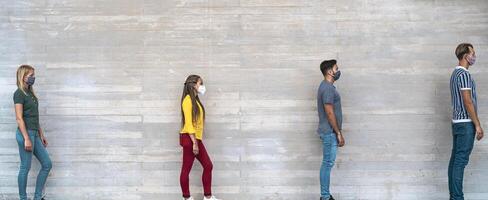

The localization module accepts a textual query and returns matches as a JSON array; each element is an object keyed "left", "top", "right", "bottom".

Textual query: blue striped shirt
[{"left": 450, "top": 66, "right": 477, "bottom": 123}]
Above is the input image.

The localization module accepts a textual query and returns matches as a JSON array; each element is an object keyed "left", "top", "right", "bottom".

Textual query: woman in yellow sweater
[{"left": 179, "top": 75, "right": 221, "bottom": 200}]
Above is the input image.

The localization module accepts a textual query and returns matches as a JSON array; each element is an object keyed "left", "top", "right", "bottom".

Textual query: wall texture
[{"left": 1, "top": 0, "right": 488, "bottom": 199}]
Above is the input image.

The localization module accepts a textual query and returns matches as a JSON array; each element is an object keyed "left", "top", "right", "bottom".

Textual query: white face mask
[{"left": 197, "top": 85, "right": 206, "bottom": 95}]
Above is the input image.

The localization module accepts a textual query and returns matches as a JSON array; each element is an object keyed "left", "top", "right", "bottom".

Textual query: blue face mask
[
  {"left": 333, "top": 70, "right": 341, "bottom": 81},
  {"left": 26, "top": 76, "right": 35, "bottom": 86}
]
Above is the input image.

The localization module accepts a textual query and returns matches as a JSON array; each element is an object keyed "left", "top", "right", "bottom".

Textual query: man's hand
[
  {"left": 476, "top": 126, "right": 484, "bottom": 141},
  {"left": 337, "top": 132, "right": 345, "bottom": 147}
]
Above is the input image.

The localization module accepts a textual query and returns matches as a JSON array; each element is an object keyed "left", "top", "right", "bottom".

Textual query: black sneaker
[{"left": 320, "top": 196, "right": 335, "bottom": 200}]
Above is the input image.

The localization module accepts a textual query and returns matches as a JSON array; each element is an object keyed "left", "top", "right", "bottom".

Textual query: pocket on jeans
[
  {"left": 466, "top": 122, "right": 476, "bottom": 135},
  {"left": 453, "top": 123, "right": 467, "bottom": 136}
]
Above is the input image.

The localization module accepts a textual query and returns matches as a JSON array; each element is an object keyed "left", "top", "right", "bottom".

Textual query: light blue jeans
[
  {"left": 320, "top": 132, "right": 338, "bottom": 199},
  {"left": 16, "top": 129, "right": 52, "bottom": 200}
]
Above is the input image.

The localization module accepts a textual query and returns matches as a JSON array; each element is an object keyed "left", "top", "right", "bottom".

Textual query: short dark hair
[
  {"left": 320, "top": 59, "right": 337, "bottom": 76},
  {"left": 455, "top": 43, "right": 474, "bottom": 61}
]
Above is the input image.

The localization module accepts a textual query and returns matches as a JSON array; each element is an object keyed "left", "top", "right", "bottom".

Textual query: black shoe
[{"left": 320, "top": 196, "right": 335, "bottom": 200}]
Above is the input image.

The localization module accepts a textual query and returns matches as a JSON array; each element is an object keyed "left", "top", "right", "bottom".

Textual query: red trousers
[{"left": 179, "top": 134, "right": 213, "bottom": 198}]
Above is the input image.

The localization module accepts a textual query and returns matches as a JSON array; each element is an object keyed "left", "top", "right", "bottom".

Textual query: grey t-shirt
[{"left": 317, "top": 80, "right": 342, "bottom": 134}]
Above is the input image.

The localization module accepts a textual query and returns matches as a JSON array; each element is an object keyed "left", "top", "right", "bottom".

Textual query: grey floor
[{"left": 1, "top": 0, "right": 488, "bottom": 199}]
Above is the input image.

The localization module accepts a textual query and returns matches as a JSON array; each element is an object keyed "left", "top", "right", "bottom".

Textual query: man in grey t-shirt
[
  {"left": 317, "top": 76, "right": 342, "bottom": 135},
  {"left": 317, "top": 59, "right": 344, "bottom": 200}
]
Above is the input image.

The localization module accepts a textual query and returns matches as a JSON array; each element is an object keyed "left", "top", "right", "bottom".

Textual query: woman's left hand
[{"left": 41, "top": 136, "right": 48, "bottom": 147}]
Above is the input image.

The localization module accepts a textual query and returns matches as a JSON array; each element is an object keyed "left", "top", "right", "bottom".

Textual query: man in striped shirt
[{"left": 448, "top": 43, "right": 484, "bottom": 200}]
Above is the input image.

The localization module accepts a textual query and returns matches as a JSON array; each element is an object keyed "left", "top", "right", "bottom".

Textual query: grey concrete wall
[{"left": 1, "top": 0, "right": 488, "bottom": 199}]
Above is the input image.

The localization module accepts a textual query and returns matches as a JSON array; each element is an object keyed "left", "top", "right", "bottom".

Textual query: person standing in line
[
  {"left": 14, "top": 65, "right": 52, "bottom": 200},
  {"left": 317, "top": 60, "right": 345, "bottom": 200},
  {"left": 179, "top": 75, "right": 221, "bottom": 200},
  {"left": 448, "top": 43, "right": 484, "bottom": 200}
]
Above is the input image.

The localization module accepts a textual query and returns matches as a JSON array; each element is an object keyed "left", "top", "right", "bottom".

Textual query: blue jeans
[
  {"left": 16, "top": 129, "right": 52, "bottom": 200},
  {"left": 319, "top": 132, "right": 338, "bottom": 199},
  {"left": 448, "top": 122, "right": 475, "bottom": 200}
]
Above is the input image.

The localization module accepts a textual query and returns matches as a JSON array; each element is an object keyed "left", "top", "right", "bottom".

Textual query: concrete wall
[{"left": 1, "top": 0, "right": 488, "bottom": 199}]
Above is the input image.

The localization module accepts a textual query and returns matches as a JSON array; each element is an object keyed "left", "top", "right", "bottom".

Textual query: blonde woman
[{"left": 14, "top": 65, "right": 52, "bottom": 200}]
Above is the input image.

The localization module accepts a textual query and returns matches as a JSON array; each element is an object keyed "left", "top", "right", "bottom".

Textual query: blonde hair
[{"left": 16, "top": 64, "right": 37, "bottom": 98}]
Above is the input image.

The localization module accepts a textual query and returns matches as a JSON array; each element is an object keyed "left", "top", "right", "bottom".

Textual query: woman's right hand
[
  {"left": 193, "top": 143, "right": 199, "bottom": 155},
  {"left": 24, "top": 139, "right": 32, "bottom": 151}
]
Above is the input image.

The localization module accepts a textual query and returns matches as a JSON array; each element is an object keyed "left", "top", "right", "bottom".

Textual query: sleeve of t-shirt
[
  {"left": 13, "top": 90, "right": 24, "bottom": 104},
  {"left": 321, "top": 85, "right": 335, "bottom": 105},
  {"left": 457, "top": 72, "right": 472, "bottom": 90}
]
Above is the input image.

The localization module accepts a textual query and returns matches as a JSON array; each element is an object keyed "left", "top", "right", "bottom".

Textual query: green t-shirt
[{"left": 13, "top": 88, "right": 39, "bottom": 131}]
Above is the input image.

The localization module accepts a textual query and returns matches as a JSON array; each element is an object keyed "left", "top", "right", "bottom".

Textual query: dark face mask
[
  {"left": 26, "top": 76, "right": 35, "bottom": 86},
  {"left": 333, "top": 70, "right": 341, "bottom": 81}
]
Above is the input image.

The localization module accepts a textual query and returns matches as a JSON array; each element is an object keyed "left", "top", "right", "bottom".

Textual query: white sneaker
[
  {"left": 203, "top": 196, "right": 221, "bottom": 200},
  {"left": 183, "top": 197, "right": 194, "bottom": 200}
]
